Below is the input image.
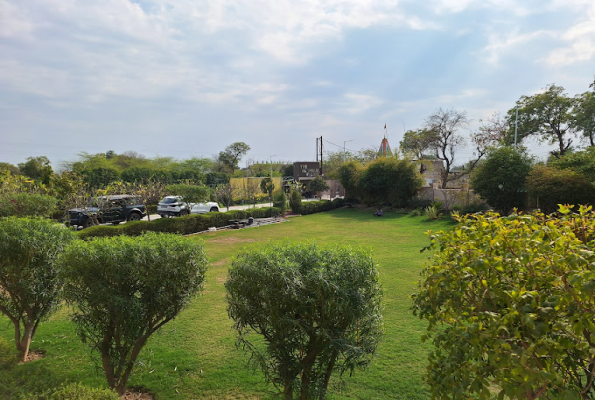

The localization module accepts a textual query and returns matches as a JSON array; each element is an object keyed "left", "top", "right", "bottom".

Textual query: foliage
[
  {"left": 0, "top": 192, "right": 57, "bottom": 217},
  {"left": 215, "top": 183, "right": 235, "bottom": 211},
  {"left": 206, "top": 171, "right": 230, "bottom": 186},
  {"left": 46, "top": 383, "right": 119, "bottom": 400},
  {"left": 226, "top": 241, "right": 384, "bottom": 400},
  {"left": 527, "top": 164, "right": 595, "bottom": 213},
  {"left": 357, "top": 157, "right": 423, "bottom": 208},
  {"left": 507, "top": 84, "right": 575, "bottom": 157},
  {"left": 80, "top": 167, "right": 120, "bottom": 189},
  {"left": 306, "top": 175, "right": 329, "bottom": 198},
  {"left": 18, "top": 156, "right": 54, "bottom": 185},
  {"left": 218, "top": 142, "right": 251, "bottom": 174},
  {"left": 58, "top": 232, "right": 208, "bottom": 395},
  {"left": 399, "top": 129, "right": 440, "bottom": 159},
  {"left": 572, "top": 84, "right": 595, "bottom": 147},
  {"left": 290, "top": 189, "right": 302, "bottom": 214},
  {"left": 0, "top": 218, "right": 76, "bottom": 362},
  {"left": 273, "top": 190, "right": 287, "bottom": 214},
  {"left": 259, "top": 177, "right": 275, "bottom": 201},
  {"left": 423, "top": 205, "right": 441, "bottom": 220},
  {"left": 550, "top": 146, "right": 595, "bottom": 182},
  {"left": 412, "top": 206, "right": 595, "bottom": 399},
  {"left": 337, "top": 161, "right": 362, "bottom": 200},
  {"left": 470, "top": 146, "right": 534, "bottom": 214},
  {"left": 75, "top": 207, "right": 283, "bottom": 239}
]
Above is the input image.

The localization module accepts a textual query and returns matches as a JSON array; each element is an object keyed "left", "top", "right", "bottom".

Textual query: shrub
[
  {"left": 226, "top": 241, "right": 383, "bottom": 400},
  {"left": 0, "top": 192, "right": 57, "bottom": 218},
  {"left": 273, "top": 190, "right": 287, "bottom": 214},
  {"left": 527, "top": 164, "right": 595, "bottom": 213},
  {"left": 424, "top": 205, "right": 441, "bottom": 220},
  {"left": 59, "top": 232, "right": 209, "bottom": 395},
  {"left": 470, "top": 146, "right": 533, "bottom": 213},
  {"left": 0, "top": 217, "right": 77, "bottom": 362},
  {"left": 289, "top": 189, "right": 302, "bottom": 214},
  {"left": 412, "top": 205, "right": 595, "bottom": 398}
]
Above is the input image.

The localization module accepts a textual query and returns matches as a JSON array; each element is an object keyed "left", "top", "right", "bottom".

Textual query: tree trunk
[
  {"left": 283, "top": 381, "right": 294, "bottom": 400},
  {"left": 15, "top": 321, "right": 34, "bottom": 363}
]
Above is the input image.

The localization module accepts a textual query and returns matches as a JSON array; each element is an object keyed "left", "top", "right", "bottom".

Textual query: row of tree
[{"left": 0, "top": 217, "right": 382, "bottom": 399}]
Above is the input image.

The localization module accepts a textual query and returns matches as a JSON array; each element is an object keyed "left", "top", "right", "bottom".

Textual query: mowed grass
[{"left": 0, "top": 208, "right": 454, "bottom": 399}]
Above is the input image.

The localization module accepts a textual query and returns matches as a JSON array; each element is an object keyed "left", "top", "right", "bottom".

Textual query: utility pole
[
  {"left": 319, "top": 136, "right": 323, "bottom": 176},
  {"left": 343, "top": 140, "right": 353, "bottom": 161},
  {"left": 514, "top": 105, "right": 519, "bottom": 147}
]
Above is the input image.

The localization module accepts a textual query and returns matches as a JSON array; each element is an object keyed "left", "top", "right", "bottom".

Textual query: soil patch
[
  {"left": 121, "top": 388, "right": 154, "bottom": 400},
  {"left": 23, "top": 349, "right": 45, "bottom": 363}
]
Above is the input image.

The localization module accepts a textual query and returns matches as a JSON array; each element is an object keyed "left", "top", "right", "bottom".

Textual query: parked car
[
  {"left": 66, "top": 195, "right": 147, "bottom": 229},
  {"left": 157, "top": 196, "right": 190, "bottom": 218},
  {"left": 190, "top": 201, "right": 220, "bottom": 214},
  {"left": 157, "top": 196, "right": 220, "bottom": 218}
]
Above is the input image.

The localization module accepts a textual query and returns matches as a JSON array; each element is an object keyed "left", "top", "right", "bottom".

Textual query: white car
[
  {"left": 157, "top": 196, "right": 220, "bottom": 218},
  {"left": 190, "top": 201, "right": 220, "bottom": 214},
  {"left": 157, "top": 196, "right": 190, "bottom": 218}
]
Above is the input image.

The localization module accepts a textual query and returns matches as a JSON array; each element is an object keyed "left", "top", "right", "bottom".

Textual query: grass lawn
[{"left": 0, "top": 207, "right": 454, "bottom": 399}]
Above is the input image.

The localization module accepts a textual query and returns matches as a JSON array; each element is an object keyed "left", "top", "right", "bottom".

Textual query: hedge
[
  {"left": 77, "top": 207, "right": 282, "bottom": 239},
  {"left": 77, "top": 199, "right": 347, "bottom": 239}
]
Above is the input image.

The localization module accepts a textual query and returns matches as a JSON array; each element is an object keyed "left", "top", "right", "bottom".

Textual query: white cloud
[
  {"left": 482, "top": 29, "right": 553, "bottom": 64},
  {"left": 542, "top": 5, "right": 595, "bottom": 66}
]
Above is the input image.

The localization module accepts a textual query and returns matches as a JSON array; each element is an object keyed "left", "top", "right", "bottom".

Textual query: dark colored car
[{"left": 66, "top": 195, "right": 146, "bottom": 229}]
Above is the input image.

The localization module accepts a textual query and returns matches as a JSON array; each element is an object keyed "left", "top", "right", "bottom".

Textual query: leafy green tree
[
  {"left": 218, "top": 142, "right": 251, "bottom": 174},
  {"left": 507, "top": 84, "right": 575, "bottom": 157},
  {"left": 306, "top": 175, "right": 329, "bottom": 199},
  {"left": 412, "top": 206, "right": 595, "bottom": 399},
  {"left": 399, "top": 128, "right": 440, "bottom": 159},
  {"left": 81, "top": 167, "right": 120, "bottom": 189},
  {"left": 18, "top": 156, "right": 54, "bottom": 185},
  {"left": 226, "top": 241, "right": 383, "bottom": 400},
  {"left": 572, "top": 81, "right": 595, "bottom": 147},
  {"left": 527, "top": 164, "right": 595, "bottom": 213},
  {"left": 0, "top": 218, "right": 76, "bottom": 362},
  {"left": 550, "top": 146, "right": 595, "bottom": 182},
  {"left": 206, "top": 171, "right": 230, "bottom": 186},
  {"left": 357, "top": 157, "right": 423, "bottom": 207},
  {"left": 470, "top": 146, "right": 533, "bottom": 213},
  {"left": 58, "top": 232, "right": 208, "bottom": 395},
  {"left": 337, "top": 161, "right": 362, "bottom": 201},
  {"left": 215, "top": 183, "right": 235, "bottom": 211}
]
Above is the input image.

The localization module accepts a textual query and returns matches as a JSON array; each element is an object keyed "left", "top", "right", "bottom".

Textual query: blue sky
[{"left": 1, "top": 0, "right": 594, "bottom": 170}]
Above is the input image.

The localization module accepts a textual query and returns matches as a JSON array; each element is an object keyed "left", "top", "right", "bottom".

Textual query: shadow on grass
[{"left": 0, "top": 355, "right": 67, "bottom": 399}]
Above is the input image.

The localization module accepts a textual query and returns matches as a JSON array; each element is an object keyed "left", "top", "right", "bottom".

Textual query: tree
[
  {"left": 226, "top": 241, "right": 383, "bottom": 400},
  {"left": 424, "top": 108, "right": 470, "bottom": 188},
  {"left": 470, "top": 146, "right": 533, "bottom": 214},
  {"left": 0, "top": 217, "right": 76, "bottom": 362},
  {"left": 337, "top": 161, "right": 362, "bottom": 201},
  {"left": 507, "top": 84, "right": 575, "bottom": 157},
  {"left": 289, "top": 188, "right": 302, "bottom": 214},
  {"left": 58, "top": 232, "right": 208, "bottom": 395},
  {"left": 572, "top": 81, "right": 595, "bottom": 147},
  {"left": 357, "top": 157, "right": 423, "bottom": 208},
  {"left": 306, "top": 175, "right": 329, "bottom": 199},
  {"left": 18, "top": 156, "right": 54, "bottom": 185},
  {"left": 412, "top": 207, "right": 595, "bottom": 399},
  {"left": 399, "top": 129, "right": 440, "bottom": 159},
  {"left": 218, "top": 142, "right": 251, "bottom": 174},
  {"left": 215, "top": 183, "right": 235, "bottom": 211},
  {"left": 0, "top": 162, "right": 19, "bottom": 176},
  {"left": 260, "top": 177, "right": 275, "bottom": 206}
]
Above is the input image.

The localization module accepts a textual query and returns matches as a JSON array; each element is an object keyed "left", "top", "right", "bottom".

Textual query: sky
[{"left": 1, "top": 0, "right": 594, "bottom": 171}]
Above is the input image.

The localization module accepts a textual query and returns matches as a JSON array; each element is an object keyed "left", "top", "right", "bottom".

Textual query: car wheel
[
  {"left": 111, "top": 221, "right": 121, "bottom": 226},
  {"left": 127, "top": 213, "right": 141, "bottom": 222},
  {"left": 181, "top": 209, "right": 189, "bottom": 216},
  {"left": 82, "top": 218, "right": 94, "bottom": 229},
  {"left": 210, "top": 207, "right": 219, "bottom": 212}
]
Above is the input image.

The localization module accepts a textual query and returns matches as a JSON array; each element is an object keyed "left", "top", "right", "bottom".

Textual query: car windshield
[{"left": 161, "top": 197, "right": 179, "bottom": 204}]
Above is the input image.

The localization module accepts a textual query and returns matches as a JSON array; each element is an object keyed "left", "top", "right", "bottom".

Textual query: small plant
[{"left": 424, "top": 205, "right": 442, "bottom": 220}]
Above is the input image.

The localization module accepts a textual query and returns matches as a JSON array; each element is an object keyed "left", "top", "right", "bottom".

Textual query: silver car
[{"left": 157, "top": 195, "right": 220, "bottom": 218}]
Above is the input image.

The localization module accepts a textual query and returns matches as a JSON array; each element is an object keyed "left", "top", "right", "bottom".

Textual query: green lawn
[{"left": 0, "top": 208, "right": 454, "bottom": 399}]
